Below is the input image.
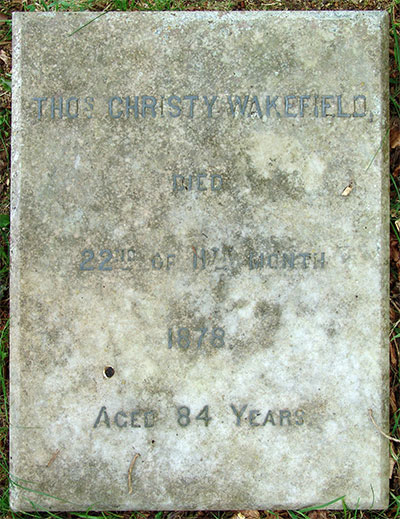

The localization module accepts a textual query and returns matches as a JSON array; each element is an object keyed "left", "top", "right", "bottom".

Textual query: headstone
[{"left": 10, "top": 11, "right": 389, "bottom": 511}]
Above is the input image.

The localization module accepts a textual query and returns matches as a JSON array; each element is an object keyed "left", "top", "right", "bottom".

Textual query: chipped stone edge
[
  {"left": 8, "top": 10, "right": 396, "bottom": 32},
  {"left": 375, "top": 8, "right": 391, "bottom": 511},
  {"left": 9, "top": 11, "right": 23, "bottom": 513}
]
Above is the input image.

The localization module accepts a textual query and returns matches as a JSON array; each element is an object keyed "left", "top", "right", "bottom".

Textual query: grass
[{"left": 1, "top": 0, "right": 400, "bottom": 518}]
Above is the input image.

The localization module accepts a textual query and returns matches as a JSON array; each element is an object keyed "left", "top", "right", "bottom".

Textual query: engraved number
[
  {"left": 177, "top": 406, "right": 211, "bottom": 427},
  {"left": 80, "top": 248, "right": 134, "bottom": 271},
  {"left": 196, "top": 405, "right": 211, "bottom": 426},
  {"left": 99, "top": 249, "right": 112, "bottom": 271},
  {"left": 168, "top": 327, "right": 225, "bottom": 349},
  {"left": 80, "top": 249, "right": 95, "bottom": 271},
  {"left": 211, "top": 327, "right": 225, "bottom": 348},
  {"left": 197, "top": 327, "right": 208, "bottom": 348},
  {"left": 177, "top": 406, "right": 191, "bottom": 427},
  {"left": 177, "top": 328, "right": 190, "bottom": 349}
]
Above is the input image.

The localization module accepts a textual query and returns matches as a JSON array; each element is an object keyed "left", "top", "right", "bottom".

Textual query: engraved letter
[
  {"left": 249, "top": 96, "right": 263, "bottom": 118},
  {"left": 314, "top": 95, "right": 319, "bottom": 117},
  {"left": 183, "top": 95, "right": 199, "bottom": 118},
  {"left": 313, "top": 252, "right": 325, "bottom": 269},
  {"left": 279, "top": 410, "right": 291, "bottom": 426},
  {"left": 299, "top": 95, "right": 310, "bottom": 117},
  {"left": 296, "top": 253, "right": 311, "bottom": 269},
  {"left": 114, "top": 411, "right": 128, "bottom": 428},
  {"left": 142, "top": 96, "right": 157, "bottom": 118},
  {"left": 211, "top": 175, "right": 223, "bottom": 191},
  {"left": 321, "top": 95, "right": 334, "bottom": 117},
  {"left": 126, "top": 96, "right": 139, "bottom": 118},
  {"left": 203, "top": 95, "right": 218, "bottom": 118},
  {"left": 84, "top": 96, "right": 94, "bottom": 119},
  {"left": 197, "top": 174, "right": 207, "bottom": 191},
  {"left": 353, "top": 95, "right": 367, "bottom": 117},
  {"left": 282, "top": 253, "right": 295, "bottom": 269},
  {"left": 337, "top": 95, "right": 350, "bottom": 118},
  {"left": 168, "top": 95, "right": 181, "bottom": 118},
  {"left": 66, "top": 97, "right": 79, "bottom": 119},
  {"left": 227, "top": 95, "right": 249, "bottom": 117},
  {"left": 152, "top": 253, "right": 163, "bottom": 270},
  {"left": 266, "top": 96, "right": 280, "bottom": 117},
  {"left": 51, "top": 96, "right": 63, "bottom": 119},
  {"left": 249, "top": 410, "right": 261, "bottom": 426},
  {"left": 262, "top": 410, "right": 276, "bottom": 426},
  {"left": 108, "top": 96, "right": 123, "bottom": 119},
  {"left": 131, "top": 410, "right": 141, "bottom": 428},
  {"left": 94, "top": 406, "right": 110, "bottom": 428},
  {"left": 284, "top": 95, "right": 297, "bottom": 117},
  {"left": 33, "top": 97, "right": 47, "bottom": 120},
  {"left": 267, "top": 253, "right": 278, "bottom": 269},
  {"left": 295, "top": 409, "right": 305, "bottom": 425},
  {"left": 173, "top": 174, "right": 184, "bottom": 191},
  {"left": 193, "top": 248, "right": 206, "bottom": 270},
  {"left": 144, "top": 411, "right": 155, "bottom": 428},
  {"left": 230, "top": 404, "right": 248, "bottom": 425},
  {"left": 166, "top": 254, "right": 176, "bottom": 271},
  {"left": 249, "top": 252, "right": 264, "bottom": 270}
]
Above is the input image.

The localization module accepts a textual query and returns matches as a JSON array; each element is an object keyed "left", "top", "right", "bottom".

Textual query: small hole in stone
[
  {"left": 104, "top": 366, "right": 115, "bottom": 378},
  {"left": 151, "top": 440, "right": 155, "bottom": 444}
]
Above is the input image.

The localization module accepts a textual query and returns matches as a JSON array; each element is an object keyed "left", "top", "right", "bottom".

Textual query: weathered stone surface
[{"left": 10, "top": 11, "right": 389, "bottom": 511}]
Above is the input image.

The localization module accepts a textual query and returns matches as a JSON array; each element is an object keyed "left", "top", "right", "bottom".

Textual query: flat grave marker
[{"left": 10, "top": 11, "right": 389, "bottom": 511}]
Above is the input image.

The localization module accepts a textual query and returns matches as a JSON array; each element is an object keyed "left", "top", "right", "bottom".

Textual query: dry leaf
[
  {"left": 390, "top": 387, "right": 397, "bottom": 414},
  {"left": 233, "top": 514, "right": 246, "bottom": 519},
  {"left": 239, "top": 512, "right": 260, "bottom": 519},
  {"left": 393, "top": 164, "right": 400, "bottom": 178},
  {"left": 390, "top": 457, "right": 396, "bottom": 479},
  {"left": 391, "top": 126, "right": 400, "bottom": 149},
  {"left": 0, "top": 50, "right": 9, "bottom": 67},
  {"left": 341, "top": 181, "right": 353, "bottom": 197},
  {"left": 391, "top": 238, "right": 400, "bottom": 263},
  {"left": 308, "top": 511, "right": 329, "bottom": 519},
  {"left": 390, "top": 342, "right": 397, "bottom": 366}
]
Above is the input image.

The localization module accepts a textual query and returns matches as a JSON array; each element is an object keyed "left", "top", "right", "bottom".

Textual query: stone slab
[{"left": 10, "top": 11, "right": 389, "bottom": 511}]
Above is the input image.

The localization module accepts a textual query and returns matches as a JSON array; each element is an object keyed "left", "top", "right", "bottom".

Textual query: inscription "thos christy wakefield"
[{"left": 32, "top": 93, "right": 371, "bottom": 120}]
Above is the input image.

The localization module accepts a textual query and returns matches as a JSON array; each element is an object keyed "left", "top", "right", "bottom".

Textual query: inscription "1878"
[{"left": 168, "top": 326, "right": 225, "bottom": 349}]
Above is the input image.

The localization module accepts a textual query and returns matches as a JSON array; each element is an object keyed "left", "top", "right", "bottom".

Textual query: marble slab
[{"left": 10, "top": 11, "right": 389, "bottom": 511}]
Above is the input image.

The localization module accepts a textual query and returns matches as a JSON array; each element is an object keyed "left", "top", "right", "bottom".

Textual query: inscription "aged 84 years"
[{"left": 93, "top": 405, "right": 306, "bottom": 429}]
